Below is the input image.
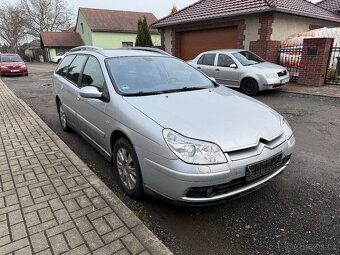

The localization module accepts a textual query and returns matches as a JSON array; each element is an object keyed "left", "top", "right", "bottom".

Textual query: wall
[
  {"left": 92, "top": 32, "right": 160, "bottom": 49},
  {"left": 298, "top": 38, "right": 333, "bottom": 86},
  {"left": 272, "top": 13, "right": 339, "bottom": 41},
  {"left": 244, "top": 15, "right": 261, "bottom": 50},
  {"left": 164, "top": 29, "right": 172, "bottom": 54},
  {"left": 76, "top": 12, "right": 93, "bottom": 45}
]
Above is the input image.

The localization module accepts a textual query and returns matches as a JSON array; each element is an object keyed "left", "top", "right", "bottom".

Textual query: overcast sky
[{"left": 67, "top": 0, "right": 198, "bottom": 20}]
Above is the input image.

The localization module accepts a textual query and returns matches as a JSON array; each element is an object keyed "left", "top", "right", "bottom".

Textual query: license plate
[
  {"left": 281, "top": 78, "right": 289, "bottom": 84},
  {"left": 246, "top": 153, "right": 283, "bottom": 181},
  {"left": 10, "top": 70, "right": 20, "bottom": 73}
]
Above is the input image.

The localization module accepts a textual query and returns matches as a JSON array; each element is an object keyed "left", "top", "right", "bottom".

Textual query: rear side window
[
  {"left": 66, "top": 55, "right": 88, "bottom": 85},
  {"left": 56, "top": 55, "right": 75, "bottom": 77},
  {"left": 217, "top": 54, "right": 236, "bottom": 67},
  {"left": 197, "top": 54, "right": 216, "bottom": 66},
  {"left": 81, "top": 57, "right": 105, "bottom": 91}
]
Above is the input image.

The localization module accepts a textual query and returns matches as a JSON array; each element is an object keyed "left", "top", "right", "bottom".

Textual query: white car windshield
[
  {"left": 232, "top": 51, "right": 264, "bottom": 66},
  {"left": 107, "top": 56, "right": 214, "bottom": 95}
]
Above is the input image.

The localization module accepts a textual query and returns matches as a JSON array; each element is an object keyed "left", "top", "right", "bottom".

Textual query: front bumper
[
  {"left": 0, "top": 69, "right": 28, "bottom": 76},
  {"left": 139, "top": 137, "right": 295, "bottom": 204},
  {"left": 261, "top": 75, "right": 290, "bottom": 90}
]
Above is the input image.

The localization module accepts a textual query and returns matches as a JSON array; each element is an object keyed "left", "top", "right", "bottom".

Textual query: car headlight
[
  {"left": 163, "top": 129, "right": 227, "bottom": 165},
  {"left": 281, "top": 117, "right": 293, "bottom": 139},
  {"left": 0, "top": 66, "right": 8, "bottom": 69},
  {"left": 265, "top": 73, "right": 279, "bottom": 79}
]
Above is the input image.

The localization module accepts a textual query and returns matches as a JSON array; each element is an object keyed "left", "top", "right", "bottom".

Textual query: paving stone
[
  {"left": 38, "top": 207, "right": 54, "bottom": 222},
  {"left": 11, "top": 222, "right": 27, "bottom": 241},
  {"left": 92, "top": 240, "right": 124, "bottom": 255},
  {"left": 92, "top": 217, "right": 112, "bottom": 236},
  {"left": 30, "top": 232, "right": 49, "bottom": 253},
  {"left": 122, "top": 233, "right": 145, "bottom": 255},
  {"left": 0, "top": 218, "right": 9, "bottom": 237},
  {"left": 24, "top": 211, "right": 40, "bottom": 227},
  {"left": 8, "top": 209, "right": 24, "bottom": 226},
  {"left": 102, "top": 226, "right": 130, "bottom": 244},
  {"left": 74, "top": 216, "right": 93, "bottom": 234},
  {"left": 14, "top": 246, "right": 32, "bottom": 255},
  {"left": 64, "top": 228, "right": 84, "bottom": 248},
  {"left": 54, "top": 208, "right": 71, "bottom": 224},
  {"left": 83, "top": 230, "right": 104, "bottom": 251},
  {"left": 49, "top": 234, "right": 69, "bottom": 255},
  {"left": 62, "top": 244, "right": 89, "bottom": 255},
  {"left": 0, "top": 234, "right": 11, "bottom": 246}
]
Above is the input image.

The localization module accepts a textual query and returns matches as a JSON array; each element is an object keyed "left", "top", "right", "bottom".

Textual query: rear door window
[
  {"left": 56, "top": 55, "right": 75, "bottom": 77},
  {"left": 197, "top": 54, "right": 216, "bottom": 66},
  {"left": 65, "top": 55, "right": 88, "bottom": 85},
  {"left": 81, "top": 57, "right": 105, "bottom": 92},
  {"left": 217, "top": 54, "right": 236, "bottom": 67}
]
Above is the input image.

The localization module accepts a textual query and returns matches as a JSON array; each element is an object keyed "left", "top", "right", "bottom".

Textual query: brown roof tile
[
  {"left": 79, "top": 8, "right": 159, "bottom": 34},
  {"left": 152, "top": 0, "right": 340, "bottom": 28},
  {"left": 318, "top": 0, "right": 340, "bottom": 12},
  {"left": 40, "top": 32, "right": 84, "bottom": 47}
]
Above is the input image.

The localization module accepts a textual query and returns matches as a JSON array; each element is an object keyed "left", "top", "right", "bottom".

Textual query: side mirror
[
  {"left": 209, "top": 77, "right": 217, "bottom": 83},
  {"left": 79, "top": 86, "right": 103, "bottom": 99},
  {"left": 230, "top": 64, "right": 237, "bottom": 69}
]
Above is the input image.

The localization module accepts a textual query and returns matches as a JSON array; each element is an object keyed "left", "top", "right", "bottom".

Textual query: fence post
[{"left": 298, "top": 38, "right": 333, "bottom": 86}]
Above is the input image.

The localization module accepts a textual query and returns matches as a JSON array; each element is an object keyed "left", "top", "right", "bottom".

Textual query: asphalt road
[{"left": 2, "top": 63, "right": 340, "bottom": 255}]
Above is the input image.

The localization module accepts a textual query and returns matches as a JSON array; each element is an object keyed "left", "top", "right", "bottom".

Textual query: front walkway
[
  {"left": 0, "top": 79, "right": 172, "bottom": 255},
  {"left": 279, "top": 83, "right": 340, "bottom": 98}
]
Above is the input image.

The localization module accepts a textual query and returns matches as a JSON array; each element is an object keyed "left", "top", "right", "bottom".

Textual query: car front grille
[
  {"left": 277, "top": 70, "right": 288, "bottom": 77},
  {"left": 186, "top": 154, "right": 291, "bottom": 199}
]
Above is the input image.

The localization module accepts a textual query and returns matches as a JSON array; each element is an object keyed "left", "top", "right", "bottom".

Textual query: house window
[
  {"left": 81, "top": 23, "right": 84, "bottom": 34},
  {"left": 122, "top": 42, "right": 133, "bottom": 47}
]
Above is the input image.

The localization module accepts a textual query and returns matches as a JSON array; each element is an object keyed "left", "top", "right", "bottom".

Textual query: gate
[
  {"left": 325, "top": 45, "right": 340, "bottom": 86},
  {"left": 279, "top": 44, "right": 302, "bottom": 82}
]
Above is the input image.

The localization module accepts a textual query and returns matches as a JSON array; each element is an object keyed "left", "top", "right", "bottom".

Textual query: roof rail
[
  {"left": 120, "top": 47, "right": 171, "bottom": 56},
  {"left": 69, "top": 46, "right": 106, "bottom": 55}
]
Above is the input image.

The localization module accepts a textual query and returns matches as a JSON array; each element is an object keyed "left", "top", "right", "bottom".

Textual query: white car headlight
[
  {"left": 163, "top": 129, "right": 227, "bottom": 165},
  {"left": 265, "top": 73, "right": 279, "bottom": 79},
  {"left": 281, "top": 117, "right": 293, "bottom": 139},
  {"left": 0, "top": 66, "right": 8, "bottom": 69}
]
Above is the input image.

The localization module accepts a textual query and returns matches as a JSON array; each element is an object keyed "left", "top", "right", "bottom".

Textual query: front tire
[
  {"left": 241, "top": 78, "right": 259, "bottom": 96},
  {"left": 113, "top": 138, "right": 143, "bottom": 199},
  {"left": 58, "top": 101, "right": 70, "bottom": 131}
]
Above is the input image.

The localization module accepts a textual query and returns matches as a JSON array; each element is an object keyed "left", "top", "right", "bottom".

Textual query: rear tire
[
  {"left": 58, "top": 101, "right": 70, "bottom": 132},
  {"left": 113, "top": 138, "right": 143, "bottom": 199},
  {"left": 241, "top": 78, "right": 259, "bottom": 96}
]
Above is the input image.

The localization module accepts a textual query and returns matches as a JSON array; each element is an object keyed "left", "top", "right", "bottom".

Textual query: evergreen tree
[
  {"left": 171, "top": 5, "right": 178, "bottom": 14},
  {"left": 135, "top": 16, "right": 153, "bottom": 47}
]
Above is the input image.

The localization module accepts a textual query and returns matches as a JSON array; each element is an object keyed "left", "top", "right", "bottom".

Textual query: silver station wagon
[
  {"left": 188, "top": 49, "right": 290, "bottom": 96},
  {"left": 53, "top": 46, "right": 295, "bottom": 205}
]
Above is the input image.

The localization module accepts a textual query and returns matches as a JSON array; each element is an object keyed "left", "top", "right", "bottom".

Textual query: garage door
[{"left": 179, "top": 27, "right": 238, "bottom": 61}]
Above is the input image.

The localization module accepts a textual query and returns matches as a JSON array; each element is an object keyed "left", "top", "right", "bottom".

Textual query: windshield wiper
[
  {"left": 125, "top": 91, "right": 164, "bottom": 97},
  {"left": 161, "top": 86, "right": 205, "bottom": 94}
]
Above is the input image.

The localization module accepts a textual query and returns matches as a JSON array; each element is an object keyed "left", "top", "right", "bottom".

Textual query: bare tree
[
  {"left": 20, "top": 0, "right": 73, "bottom": 38},
  {"left": 0, "top": 3, "right": 26, "bottom": 52}
]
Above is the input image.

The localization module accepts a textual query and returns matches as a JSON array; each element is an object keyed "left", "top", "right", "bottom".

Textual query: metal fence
[
  {"left": 279, "top": 44, "right": 302, "bottom": 82},
  {"left": 325, "top": 45, "right": 340, "bottom": 86}
]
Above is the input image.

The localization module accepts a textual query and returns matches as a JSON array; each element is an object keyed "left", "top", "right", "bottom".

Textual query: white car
[
  {"left": 188, "top": 49, "right": 290, "bottom": 96},
  {"left": 51, "top": 52, "right": 67, "bottom": 63}
]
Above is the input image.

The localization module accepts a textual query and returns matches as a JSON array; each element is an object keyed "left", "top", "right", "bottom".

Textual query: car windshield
[
  {"left": 232, "top": 51, "right": 264, "bottom": 66},
  {"left": 56, "top": 52, "right": 65, "bottom": 56},
  {"left": 106, "top": 56, "right": 214, "bottom": 95},
  {"left": 0, "top": 55, "right": 23, "bottom": 62}
]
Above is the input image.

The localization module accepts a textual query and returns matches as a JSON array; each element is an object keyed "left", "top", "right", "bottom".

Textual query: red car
[{"left": 0, "top": 53, "right": 28, "bottom": 76}]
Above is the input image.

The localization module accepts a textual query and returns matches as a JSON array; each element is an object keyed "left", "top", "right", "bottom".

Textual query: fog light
[{"left": 206, "top": 187, "right": 215, "bottom": 197}]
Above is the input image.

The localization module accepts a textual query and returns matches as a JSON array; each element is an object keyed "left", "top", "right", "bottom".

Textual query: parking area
[{"left": 2, "top": 63, "right": 340, "bottom": 255}]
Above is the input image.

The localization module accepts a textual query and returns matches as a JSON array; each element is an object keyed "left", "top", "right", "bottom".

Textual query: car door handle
[
  {"left": 215, "top": 68, "right": 220, "bottom": 71},
  {"left": 197, "top": 66, "right": 201, "bottom": 69}
]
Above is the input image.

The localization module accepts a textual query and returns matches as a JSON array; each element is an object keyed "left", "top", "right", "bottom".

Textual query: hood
[
  {"left": 123, "top": 86, "right": 283, "bottom": 152},
  {"left": 248, "top": 62, "right": 286, "bottom": 74}
]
